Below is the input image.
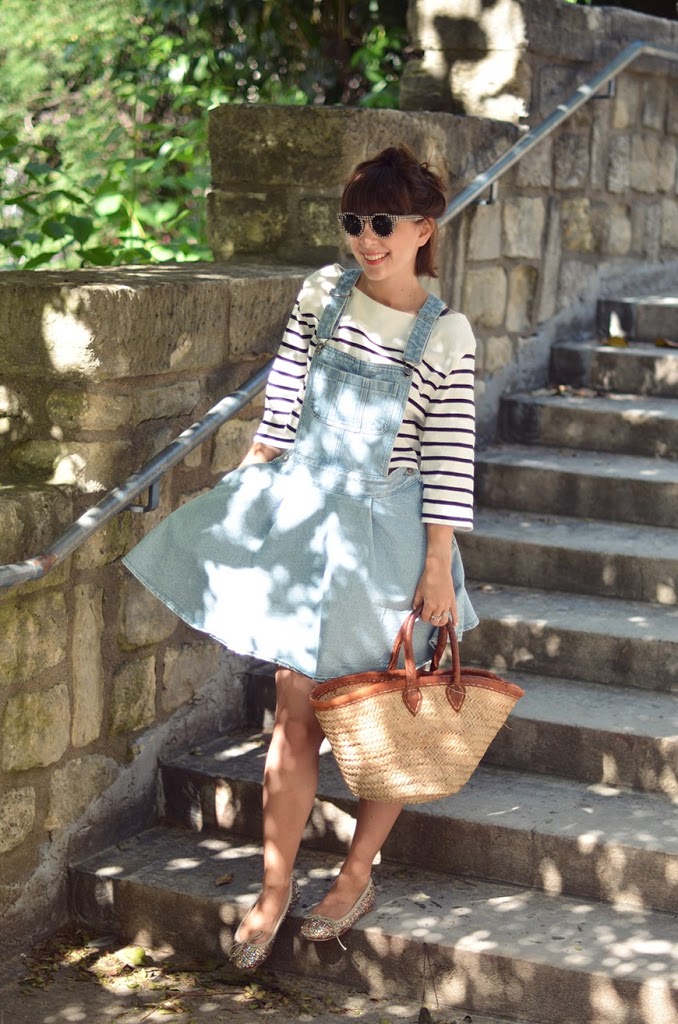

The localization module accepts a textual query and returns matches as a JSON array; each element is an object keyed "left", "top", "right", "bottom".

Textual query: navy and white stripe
[{"left": 255, "top": 265, "right": 476, "bottom": 529}]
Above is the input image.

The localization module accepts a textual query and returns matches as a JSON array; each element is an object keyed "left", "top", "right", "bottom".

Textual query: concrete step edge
[
  {"left": 158, "top": 732, "right": 678, "bottom": 914},
  {"left": 476, "top": 444, "right": 678, "bottom": 482},
  {"left": 469, "top": 508, "right": 678, "bottom": 554},
  {"left": 69, "top": 826, "right": 678, "bottom": 1024}
]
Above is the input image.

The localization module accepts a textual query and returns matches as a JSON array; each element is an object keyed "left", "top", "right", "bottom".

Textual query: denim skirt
[{"left": 123, "top": 451, "right": 478, "bottom": 681}]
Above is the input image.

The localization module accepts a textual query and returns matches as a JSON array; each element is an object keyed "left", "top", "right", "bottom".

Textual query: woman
[{"left": 123, "top": 144, "right": 478, "bottom": 969}]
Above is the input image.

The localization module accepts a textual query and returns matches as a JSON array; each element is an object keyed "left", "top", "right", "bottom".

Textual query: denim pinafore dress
[{"left": 123, "top": 269, "right": 477, "bottom": 680}]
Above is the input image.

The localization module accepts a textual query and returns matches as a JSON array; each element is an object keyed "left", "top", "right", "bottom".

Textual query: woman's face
[{"left": 346, "top": 215, "right": 434, "bottom": 287}]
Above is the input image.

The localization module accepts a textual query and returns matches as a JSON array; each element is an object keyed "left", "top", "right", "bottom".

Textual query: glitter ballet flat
[
  {"left": 228, "top": 876, "right": 300, "bottom": 972},
  {"left": 300, "top": 878, "right": 376, "bottom": 949}
]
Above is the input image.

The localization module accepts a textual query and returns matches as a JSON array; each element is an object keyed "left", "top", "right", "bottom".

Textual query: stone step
[
  {"left": 69, "top": 826, "right": 678, "bottom": 1024},
  {"left": 475, "top": 444, "right": 678, "bottom": 527},
  {"left": 597, "top": 295, "right": 678, "bottom": 343},
  {"left": 551, "top": 339, "right": 678, "bottom": 397},
  {"left": 499, "top": 390, "right": 678, "bottom": 459},
  {"left": 462, "top": 583, "right": 678, "bottom": 693},
  {"left": 159, "top": 732, "right": 677, "bottom": 914},
  {"left": 239, "top": 660, "right": 677, "bottom": 797},
  {"left": 484, "top": 671, "right": 678, "bottom": 797},
  {"left": 460, "top": 509, "right": 678, "bottom": 605}
]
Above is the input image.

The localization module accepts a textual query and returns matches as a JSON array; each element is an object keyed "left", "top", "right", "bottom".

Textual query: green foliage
[{"left": 0, "top": 0, "right": 407, "bottom": 270}]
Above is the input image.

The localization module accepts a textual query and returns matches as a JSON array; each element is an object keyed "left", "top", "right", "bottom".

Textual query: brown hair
[{"left": 341, "top": 145, "right": 447, "bottom": 278}]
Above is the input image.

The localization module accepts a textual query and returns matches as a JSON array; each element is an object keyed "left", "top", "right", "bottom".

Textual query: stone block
[
  {"left": 644, "top": 203, "right": 662, "bottom": 261},
  {"left": 607, "top": 135, "right": 631, "bottom": 194},
  {"left": 462, "top": 268, "right": 507, "bottom": 329},
  {"left": 503, "top": 198, "right": 545, "bottom": 259},
  {"left": 597, "top": 203, "right": 633, "bottom": 257},
  {"left": 561, "top": 198, "right": 594, "bottom": 253},
  {"left": 612, "top": 74, "right": 640, "bottom": 130},
  {"left": 590, "top": 103, "right": 611, "bottom": 192},
  {"left": 483, "top": 335, "right": 513, "bottom": 377},
  {"left": 0, "top": 485, "right": 72, "bottom": 565},
  {"left": 536, "top": 65, "right": 582, "bottom": 122},
  {"left": 557, "top": 259, "right": 593, "bottom": 312},
  {"left": 209, "top": 105, "right": 358, "bottom": 191},
  {"left": 1, "top": 684, "right": 70, "bottom": 770},
  {"left": 506, "top": 265, "right": 539, "bottom": 333},
  {"left": 0, "top": 591, "right": 67, "bottom": 685},
  {"left": 0, "top": 265, "right": 234, "bottom": 380},
  {"left": 658, "top": 141, "right": 677, "bottom": 194},
  {"left": 641, "top": 76, "right": 666, "bottom": 132},
  {"left": 228, "top": 272, "right": 306, "bottom": 358},
  {"left": 207, "top": 189, "right": 288, "bottom": 261},
  {"left": 537, "top": 201, "right": 562, "bottom": 324},
  {"left": 119, "top": 578, "right": 178, "bottom": 649},
  {"left": 110, "top": 657, "right": 156, "bottom": 735},
  {"left": 467, "top": 204, "right": 502, "bottom": 262},
  {"left": 161, "top": 642, "right": 222, "bottom": 713},
  {"left": 630, "top": 135, "right": 660, "bottom": 194},
  {"left": 9, "top": 439, "right": 131, "bottom": 492},
  {"left": 297, "top": 197, "right": 343, "bottom": 257},
  {"left": 514, "top": 138, "right": 553, "bottom": 189},
  {"left": 0, "top": 787, "right": 35, "bottom": 853},
  {"left": 211, "top": 419, "right": 259, "bottom": 474},
  {"left": 553, "top": 134, "right": 589, "bottom": 190},
  {"left": 668, "top": 85, "right": 678, "bottom": 135},
  {"left": 661, "top": 199, "right": 678, "bottom": 251},
  {"left": 44, "top": 755, "right": 119, "bottom": 831},
  {"left": 46, "top": 389, "right": 133, "bottom": 432},
  {"left": 71, "top": 584, "right": 105, "bottom": 748},
  {"left": 0, "top": 501, "right": 22, "bottom": 566},
  {"left": 131, "top": 381, "right": 201, "bottom": 425},
  {"left": 74, "top": 515, "right": 134, "bottom": 570}
]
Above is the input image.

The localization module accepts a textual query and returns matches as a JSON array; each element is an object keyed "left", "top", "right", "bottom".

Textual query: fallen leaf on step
[
  {"left": 655, "top": 336, "right": 678, "bottom": 348},
  {"left": 214, "top": 872, "right": 234, "bottom": 887},
  {"left": 115, "top": 945, "right": 148, "bottom": 968}
]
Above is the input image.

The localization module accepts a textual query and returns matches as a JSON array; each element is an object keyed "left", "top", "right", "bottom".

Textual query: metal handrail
[
  {"left": 0, "top": 365, "right": 271, "bottom": 589},
  {"left": 440, "top": 40, "right": 678, "bottom": 225},
  {"left": 2, "top": 39, "right": 677, "bottom": 591}
]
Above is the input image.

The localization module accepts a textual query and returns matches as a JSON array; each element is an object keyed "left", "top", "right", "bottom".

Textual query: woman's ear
[{"left": 417, "top": 217, "right": 435, "bottom": 247}]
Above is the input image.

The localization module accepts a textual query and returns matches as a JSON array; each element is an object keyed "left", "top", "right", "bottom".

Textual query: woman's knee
[{"left": 274, "top": 668, "right": 324, "bottom": 747}]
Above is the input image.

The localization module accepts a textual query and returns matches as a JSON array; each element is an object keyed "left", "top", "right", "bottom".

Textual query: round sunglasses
[{"left": 337, "top": 212, "right": 424, "bottom": 238}]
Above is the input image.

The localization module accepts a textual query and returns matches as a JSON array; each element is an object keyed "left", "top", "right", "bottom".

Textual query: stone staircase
[{"left": 69, "top": 296, "right": 678, "bottom": 1024}]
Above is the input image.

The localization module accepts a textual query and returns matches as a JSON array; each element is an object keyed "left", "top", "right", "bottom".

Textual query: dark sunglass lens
[
  {"left": 342, "top": 214, "right": 362, "bottom": 236},
  {"left": 371, "top": 214, "right": 395, "bottom": 237}
]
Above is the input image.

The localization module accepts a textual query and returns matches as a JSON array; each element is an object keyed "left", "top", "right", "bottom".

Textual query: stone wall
[
  {"left": 400, "top": 0, "right": 678, "bottom": 124},
  {"left": 0, "top": 264, "right": 307, "bottom": 954},
  {"left": 2, "top": 0, "right": 677, "bottom": 956},
  {"left": 208, "top": 92, "right": 678, "bottom": 441}
]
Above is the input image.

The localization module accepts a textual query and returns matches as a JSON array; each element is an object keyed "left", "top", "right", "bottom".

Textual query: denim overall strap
[
  {"left": 401, "top": 293, "right": 446, "bottom": 367},
  {"left": 290, "top": 281, "right": 447, "bottom": 480},
  {"left": 316, "top": 269, "right": 362, "bottom": 341}
]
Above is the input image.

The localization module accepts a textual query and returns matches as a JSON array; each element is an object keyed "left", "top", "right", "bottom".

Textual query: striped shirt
[{"left": 254, "top": 264, "right": 476, "bottom": 530}]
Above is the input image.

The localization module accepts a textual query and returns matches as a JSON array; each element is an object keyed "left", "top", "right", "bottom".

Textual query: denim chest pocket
[{"left": 309, "top": 364, "right": 402, "bottom": 436}]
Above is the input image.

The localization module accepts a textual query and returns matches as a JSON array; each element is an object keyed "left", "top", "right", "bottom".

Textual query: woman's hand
[
  {"left": 412, "top": 524, "right": 458, "bottom": 627},
  {"left": 238, "top": 441, "right": 284, "bottom": 468}
]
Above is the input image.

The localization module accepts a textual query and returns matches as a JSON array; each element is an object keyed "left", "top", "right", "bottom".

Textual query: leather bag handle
[{"left": 388, "top": 612, "right": 465, "bottom": 717}]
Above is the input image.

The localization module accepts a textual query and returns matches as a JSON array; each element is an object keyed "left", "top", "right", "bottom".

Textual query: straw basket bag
[{"left": 309, "top": 612, "right": 524, "bottom": 804}]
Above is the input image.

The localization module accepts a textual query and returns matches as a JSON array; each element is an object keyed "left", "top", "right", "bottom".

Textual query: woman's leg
[
  {"left": 309, "top": 798, "right": 402, "bottom": 919},
  {"left": 235, "top": 667, "right": 324, "bottom": 943}
]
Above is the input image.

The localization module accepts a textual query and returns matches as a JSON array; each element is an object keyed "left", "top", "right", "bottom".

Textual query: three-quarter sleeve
[
  {"left": 253, "top": 304, "right": 317, "bottom": 448},
  {"left": 419, "top": 328, "right": 476, "bottom": 530}
]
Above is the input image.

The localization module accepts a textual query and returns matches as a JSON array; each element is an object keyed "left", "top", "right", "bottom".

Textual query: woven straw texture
[{"left": 310, "top": 614, "right": 524, "bottom": 804}]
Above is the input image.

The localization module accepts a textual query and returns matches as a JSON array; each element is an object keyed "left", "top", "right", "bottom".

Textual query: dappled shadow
[{"left": 68, "top": 800, "right": 678, "bottom": 1024}]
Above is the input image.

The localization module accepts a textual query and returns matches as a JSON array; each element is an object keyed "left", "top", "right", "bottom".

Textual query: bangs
[{"left": 341, "top": 164, "right": 414, "bottom": 215}]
